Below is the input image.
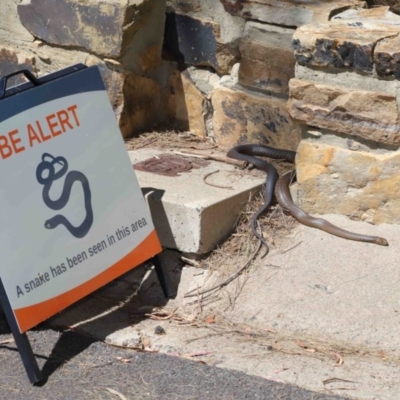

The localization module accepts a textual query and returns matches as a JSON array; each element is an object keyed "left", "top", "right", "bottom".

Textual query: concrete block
[{"left": 128, "top": 148, "right": 265, "bottom": 255}]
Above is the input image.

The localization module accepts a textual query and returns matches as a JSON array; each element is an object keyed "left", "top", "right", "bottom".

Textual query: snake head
[{"left": 375, "top": 237, "right": 389, "bottom": 246}]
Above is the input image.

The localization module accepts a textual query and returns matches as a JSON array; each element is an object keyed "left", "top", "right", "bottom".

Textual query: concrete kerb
[{"left": 128, "top": 148, "right": 265, "bottom": 255}]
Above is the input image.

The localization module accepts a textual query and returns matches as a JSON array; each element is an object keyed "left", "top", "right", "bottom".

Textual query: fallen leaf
[{"left": 205, "top": 315, "right": 215, "bottom": 324}]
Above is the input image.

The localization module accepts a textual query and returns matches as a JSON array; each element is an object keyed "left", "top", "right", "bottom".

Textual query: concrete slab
[{"left": 128, "top": 148, "right": 265, "bottom": 255}]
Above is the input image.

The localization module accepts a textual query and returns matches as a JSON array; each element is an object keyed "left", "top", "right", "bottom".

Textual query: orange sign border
[{"left": 14, "top": 230, "right": 161, "bottom": 332}]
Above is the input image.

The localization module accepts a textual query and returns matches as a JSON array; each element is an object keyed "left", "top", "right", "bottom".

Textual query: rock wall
[
  {"left": 290, "top": 6, "right": 400, "bottom": 224},
  {"left": 163, "top": 1, "right": 400, "bottom": 224},
  {"left": 0, "top": 0, "right": 167, "bottom": 137},
  {"left": 163, "top": 0, "right": 367, "bottom": 149},
  {"left": 2, "top": 0, "right": 399, "bottom": 223}
]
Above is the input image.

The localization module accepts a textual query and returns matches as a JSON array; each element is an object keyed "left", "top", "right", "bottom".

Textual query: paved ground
[
  {"left": 1, "top": 210, "right": 397, "bottom": 399},
  {"left": 37, "top": 213, "right": 399, "bottom": 400},
  {"left": 0, "top": 326, "right": 347, "bottom": 400}
]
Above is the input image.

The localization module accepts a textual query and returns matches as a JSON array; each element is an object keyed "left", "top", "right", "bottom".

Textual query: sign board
[{"left": 0, "top": 65, "right": 162, "bottom": 334}]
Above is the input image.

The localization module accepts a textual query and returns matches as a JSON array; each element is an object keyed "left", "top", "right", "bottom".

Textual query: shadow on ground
[{"left": 0, "top": 249, "right": 183, "bottom": 383}]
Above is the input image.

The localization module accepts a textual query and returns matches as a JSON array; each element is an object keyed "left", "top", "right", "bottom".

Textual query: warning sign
[{"left": 0, "top": 66, "right": 161, "bottom": 332}]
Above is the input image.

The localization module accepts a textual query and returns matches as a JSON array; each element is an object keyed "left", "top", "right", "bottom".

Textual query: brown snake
[
  {"left": 227, "top": 144, "right": 389, "bottom": 249},
  {"left": 275, "top": 170, "right": 389, "bottom": 246}
]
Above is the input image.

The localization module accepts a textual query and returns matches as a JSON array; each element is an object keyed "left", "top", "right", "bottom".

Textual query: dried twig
[
  {"left": 174, "top": 149, "right": 245, "bottom": 167},
  {"left": 280, "top": 241, "right": 302, "bottom": 255},
  {"left": 203, "top": 170, "right": 233, "bottom": 190},
  {"left": 184, "top": 241, "right": 262, "bottom": 297},
  {"left": 323, "top": 377, "right": 357, "bottom": 385}
]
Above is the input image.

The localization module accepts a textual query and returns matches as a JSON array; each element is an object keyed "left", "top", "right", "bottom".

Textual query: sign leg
[
  {"left": 0, "top": 279, "right": 43, "bottom": 384},
  {"left": 152, "top": 255, "right": 176, "bottom": 299}
]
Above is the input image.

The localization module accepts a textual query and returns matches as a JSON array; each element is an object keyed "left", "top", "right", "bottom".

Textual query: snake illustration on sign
[{"left": 36, "top": 153, "right": 93, "bottom": 238}]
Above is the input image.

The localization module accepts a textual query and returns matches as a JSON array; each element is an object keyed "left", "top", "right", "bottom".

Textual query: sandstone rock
[
  {"left": 180, "top": 71, "right": 207, "bottom": 136},
  {"left": 86, "top": 56, "right": 125, "bottom": 121},
  {"left": 332, "top": 5, "right": 400, "bottom": 23},
  {"left": 17, "top": 0, "right": 165, "bottom": 72},
  {"left": 0, "top": 0, "right": 168, "bottom": 138},
  {"left": 211, "top": 81, "right": 301, "bottom": 148},
  {"left": 295, "top": 138, "right": 400, "bottom": 224},
  {"left": 162, "top": 66, "right": 217, "bottom": 137},
  {"left": 184, "top": 66, "right": 220, "bottom": 96},
  {"left": 293, "top": 18, "right": 400, "bottom": 74},
  {"left": 239, "top": 21, "right": 295, "bottom": 95},
  {"left": 166, "top": 0, "right": 244, "bottom": 74},
  {"left": 219, "top": 0, "right": 365, "bottom": 27},
  {"left": 0, "top": 0, "right": 34, "bottom": 45},
  {"left": 119, "top": 72, "right": 163, "bottom": 137},
  {"left": 163, "top": 68, "right": 187, "bottom": 131},
  {"left": 0, "top": 47, "right": 36, "bottom": 86},
  {"left": 295, "top": 64, "right": 400, "bottom": 96},
  {"left": 118, "top": 0, "right": 166, "bottom": 73},
  {"left": 167, "top": 0, "right": 244, "bottom": 44},
  {"left": 164, "top": 12, "right": 240, "bottom": 74},
  {"left": 288, "top": 79, "right": 400, "bottom": 146},
  {"left": 375, "top": 35, "right": 400, "bottom": 79}
]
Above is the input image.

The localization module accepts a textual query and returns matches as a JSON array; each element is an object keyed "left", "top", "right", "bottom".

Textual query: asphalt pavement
[{"left": 0, "top": 325, "right": 347, "bottom": 400}]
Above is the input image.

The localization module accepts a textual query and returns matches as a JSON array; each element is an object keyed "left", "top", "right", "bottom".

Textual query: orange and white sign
[{"left": 0, "top": 66, "right": 161, "bottom": 332}]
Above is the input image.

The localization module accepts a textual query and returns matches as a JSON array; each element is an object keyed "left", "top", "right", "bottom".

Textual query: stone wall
[
  {"left": 2, "top": 0, "right": 400, "bottom": 223},
  {"left": 163, "top": 0, "right": 362, "bottom": 149},
  {"left": 0, "top": 0, "right": 168, "bottom": 137},
  {"left": 290, "top": 6, "right": 400, "bottom": 224},
  {"left": 162, "top": 1, "right": 400, "bottom": 224}
]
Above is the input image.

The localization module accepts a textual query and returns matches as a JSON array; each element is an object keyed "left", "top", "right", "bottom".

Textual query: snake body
[
  {"left": 227, "top": 145, "right": 295, "bottom": 254},
  {"left": 275, "top": 170, "right": 388, "bottom": 246},
  {"left": 227, "top": 144, "right": 388, "bottom": 249},
  {"left": 36, "top": 153, "right": 93, "bottom": 239}
]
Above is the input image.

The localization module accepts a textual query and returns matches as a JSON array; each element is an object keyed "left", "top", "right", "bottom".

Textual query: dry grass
[
  {"left": 139, "top": 304, "right": 400, "bottom": 366},
  {"left": 125, "top": 130, "right": 216, "bottom": 152}
]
